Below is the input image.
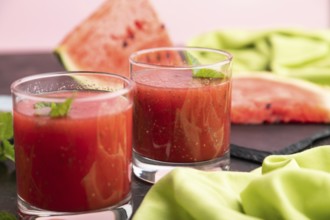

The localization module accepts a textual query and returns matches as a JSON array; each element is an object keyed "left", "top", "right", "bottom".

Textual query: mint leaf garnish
[
  {"left": 0, "top": 112, "right": 13, "bottom": 141},
  {"left": 185, "top": 51, "right": 224, "bottom": 79},
  {"left": 0, "top": 211, "right": 17, "bottom": 220},
  {"left": 49, "top": 98, "right": 73, "bottom": 117},
  {"left": 185, "top": 51, "right": 200, "bottom": 69},
  {"left": 34, "top": 102, "right": 51, "bottom": 109},
  {"left": 34, "top": 98, "right": 73, "bottom": 118},
  {"left": 0, "top": 112, "right": 15, "bottom": 162},
  {"left": 192, "top": 68, "right": 224, "bottom": 78},
  {"left": 2, "top": 140, "right": 15, "bottom": 162}
]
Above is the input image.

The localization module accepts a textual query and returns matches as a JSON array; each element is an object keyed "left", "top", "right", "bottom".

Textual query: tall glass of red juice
[
  {"left": 11, "top": 72, "right": 135, "bottom": 219},
  {"left": 130, "top": 47, "right": 233, "bottom": 183}
]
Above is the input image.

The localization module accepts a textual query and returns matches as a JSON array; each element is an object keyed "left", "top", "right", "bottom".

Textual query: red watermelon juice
[
  {"left": 133, "top": 69, "right": 231, "bottom": 163},
  {"left": 13, "top": 91, "right": 133, "bottom": 212}
]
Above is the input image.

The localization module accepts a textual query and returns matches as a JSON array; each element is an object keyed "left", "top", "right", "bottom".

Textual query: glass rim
[
  {"left": 129, "top": 46, "right": 233, "bottom": 70},
  {"left": 11, "top": 71, "right": 135, "bottom": 102}
]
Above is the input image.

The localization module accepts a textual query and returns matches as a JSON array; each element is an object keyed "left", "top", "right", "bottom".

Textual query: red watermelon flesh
[
  {"left": 232, "top": 74, "right": 330, "bottom": 124},
  {"left": 55, "top": 0, "right": 173, "bottom": 77}
]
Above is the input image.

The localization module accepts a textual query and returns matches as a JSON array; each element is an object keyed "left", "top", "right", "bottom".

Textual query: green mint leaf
[
  {"left": 49, "top": 98, "right": 73, "bottom": 117},
  {"left": 3, "top": 140, "right": 15, "bottom": 162},
  {"left": 0, "top": 211, "right": 17, "bottom": 220},
  {"left": 0, "top": 112, "right": 14, "bottom": 162},
  {"left": 185, "top": 51, "right": 224, "bottom": 79},
  {"left": 34, "top": 102, "right": 52, "bottom": 109},
  {"left": 34, "top": 98, "right": 73, "bottom": 118},
  {"left": 0, "top": 112, "right": 13, "bottom": 141},
  {"left": 185, "top": 51, "right": 200, "bottom": 69},
  {"left": 193, "top": 68, "right": 225, "bottom": 78}
]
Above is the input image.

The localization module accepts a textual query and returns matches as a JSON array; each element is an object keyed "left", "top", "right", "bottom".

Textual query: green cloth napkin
[
  {"left": 133, "top": 146, "right": 330, "bottom": 220},
  {"left": 186, "top": 29, "right": 330, "bottom": 85}
]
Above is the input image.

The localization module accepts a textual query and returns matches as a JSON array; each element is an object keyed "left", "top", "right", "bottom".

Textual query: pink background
[{"left": 0, "top": 0, "right": 329, "bottom": 52}]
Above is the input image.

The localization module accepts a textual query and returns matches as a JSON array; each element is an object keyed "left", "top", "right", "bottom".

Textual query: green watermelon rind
[
  {"left": 55, "top": 46, "right": 124, "bottom": 91},
  {"left": 55, "top": 46, "right": 80, "bottom": 71},
  {"left": 54, "top": 46, "right": 97, "bottom": 88}
]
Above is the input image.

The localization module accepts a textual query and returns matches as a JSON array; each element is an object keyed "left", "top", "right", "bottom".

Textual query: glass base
[
  {"left": 133, "top": 151, "right": 230, "bottom": 184},
  {"left": 18, "top": 194, "right": 133, "bottom": 220}
]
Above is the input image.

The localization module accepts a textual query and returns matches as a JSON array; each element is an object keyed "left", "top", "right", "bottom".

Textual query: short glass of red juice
[
  {"left": 129, "top": 47, "right": 233, "bottom": 183},
  {"left": 11, "top": 71, "right": 135, "bottom": 219}
]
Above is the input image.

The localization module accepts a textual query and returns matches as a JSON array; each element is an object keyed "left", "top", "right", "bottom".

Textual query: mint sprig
[
  {"left": 34, "top": 98, "right": 73, "bottom": 118},
  {"left": 0, "top": 211, "right": 17, "bottom": 220},
  {"left": 185, "top": 51, "right": 224, "bottom": 78},
  {"left": 34, "top": 102, "right": 51, "bottom": 109},
  {"left": 192, "top": 68, "right": 225, "bottom": 78},
  {"left": 0, "top": 112, "right": 15, "bottom": 162}
]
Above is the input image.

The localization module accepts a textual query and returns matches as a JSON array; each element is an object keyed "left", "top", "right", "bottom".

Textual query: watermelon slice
[
  {"left": 232, "top": 73, "right": 330, "bottom": 124},
  {"left": 55, "top": 0, "right": 173, "bottom": 77}
]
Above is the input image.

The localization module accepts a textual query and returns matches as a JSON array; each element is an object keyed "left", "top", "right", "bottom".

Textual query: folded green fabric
[
  {"left": 186, "top": 29, "right": 330, "bottom": 85},
  {"left": 133, "top": 146, "right": 330, "bottom": 220}
]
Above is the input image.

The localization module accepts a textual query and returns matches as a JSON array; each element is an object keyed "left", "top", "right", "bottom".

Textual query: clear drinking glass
[
  {"left": 11, "top": 71, "right": 135, "bottom": 219},
  {"left": 129, "top": 47, "right": 233, "bottom": 183}
]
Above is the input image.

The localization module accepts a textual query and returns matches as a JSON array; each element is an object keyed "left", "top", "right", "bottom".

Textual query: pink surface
[{"left": 0, "top": 0, "right": 329, "bottom": 52}]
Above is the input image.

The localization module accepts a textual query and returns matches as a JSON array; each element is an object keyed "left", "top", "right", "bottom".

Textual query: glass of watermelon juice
[
  {"left": 11, "top": 72, "right": 134, "bottom": 219},
  {"left": 130, "top": 47, "right": 233, "bottom": 183}
]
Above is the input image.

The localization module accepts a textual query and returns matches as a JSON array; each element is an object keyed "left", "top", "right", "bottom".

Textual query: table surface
[{"left": 1, "top": 52, "right": 329, "bottom": 218}]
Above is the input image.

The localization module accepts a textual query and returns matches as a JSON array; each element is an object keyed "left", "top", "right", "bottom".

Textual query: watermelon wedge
[
  {"left": 55, "top": 0, "right": 173, "bottom": 77},
  {"left": 232, "top": 73, "right": 330, "bottom": 124}
]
